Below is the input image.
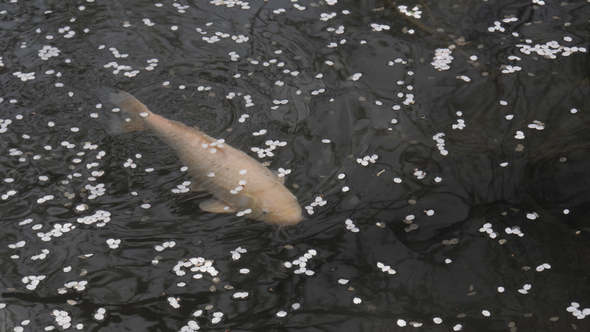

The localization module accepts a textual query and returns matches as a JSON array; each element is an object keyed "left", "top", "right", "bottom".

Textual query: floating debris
[
  {"left": 518, "top": 284, "right": 532, "bottom": 294},
  {"left": 480, "top": 223, "right": 498, "bottom": 239},
  {"left": 77, "top": 210, "right": 111, "bottom": 227},
  {"left": 527, "top": 121, "right": 545, "bottom": 130},
  {"left": 61, "top": 280, "right": 89, "bottom": 293},
  {"left": 344, "top": 219, "right": 359, "bottom": 233},
  {"left": 370, "top": 23, "right": 389, "bottom": 32},
  {"left": 211, "top": 311, "right": 224, "bottom": 324},
  {"left": 1, "top": 0, "right": 588, "bottom": 330},
  {"left": 432, "top": 133, "right": 448, "bottom": 155},
  {"left": 304, "top": 196, "right": 327, "bottom": 215},
  {"left": 155, "top": 241, "right": 176, "bottom": 251},
  {"left": 536, "top": 263, "right": 551, "bottom": 272},
  {"left": 413, "top": 169, "right": 427, "bottom": 180},
  {"left": 168, "top": 297, "right": 181, "bottom": 309},
  {"left": 376, "top": 262, "right": 396, "bottom": 275},
  {"left": 356, "top": 154, "right": 378, "bottom": 166},
  {"left": 179, "top": 320, "right": 200, "bottom": 332},
  {"left": 31, "top": 249, "right": 50, "bottom": 260},
  {"left": 106, "top": 238, "right": 121, "bottom": 249},
  {"left": 52, "top": 309, "right": 73, "bottom": 329},
  {"left": 505, "top": 226, "right": 524, "bottom": 237},
  {"left": 172, "top": 181, "right": 191, "bottom": 194},
  {"left": 173, "top": 257, "right": 218, "bottom": 279},
  {"left": 431, "top": 48, "right": 453, "bottom": 71},
  {"left": 22, "top": 275, "right": 46, "bottom": 291},
  {"left": 93, "top": 308, "right": 106, "bottom": 321},
  {"left": 398, "top": 5, "right": 422, "bottom": 19},
  {"left": 230, "top": 247, "right": 247, "bottom": 260},
  {"left": 284, "top": 249, "right": 318, "bottom": 276},
  {"left": 37, "top": 223, "right": 75, "bottom": 242},
  {"left": 566, "top": 302, "right": 590, "bottom": 320},
  {"left": 13, "top": 71, "right": 36, "bottom": 81}
]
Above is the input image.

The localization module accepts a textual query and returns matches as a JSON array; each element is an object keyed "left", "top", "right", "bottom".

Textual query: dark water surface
[{"left": 1, "top": 0, "right": 590, "bottom": 331}]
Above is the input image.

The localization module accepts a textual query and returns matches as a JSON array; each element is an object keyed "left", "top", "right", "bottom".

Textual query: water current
[{"left": 1, "top": 0, "right": 589, "bottom": 331}]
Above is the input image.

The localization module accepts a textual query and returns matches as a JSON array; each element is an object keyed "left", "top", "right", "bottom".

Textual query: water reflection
[{"left": 1, "top": 0, "right": 590, "bottom": 331}]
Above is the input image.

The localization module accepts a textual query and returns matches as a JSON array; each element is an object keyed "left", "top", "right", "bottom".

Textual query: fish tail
[{"left": 109, "top": 91, "right": 150, "bottom": 132}]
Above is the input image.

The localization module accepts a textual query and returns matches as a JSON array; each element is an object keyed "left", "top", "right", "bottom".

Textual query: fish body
[{"left": 109, "top": 91, "right": 303, "bottom": 226}]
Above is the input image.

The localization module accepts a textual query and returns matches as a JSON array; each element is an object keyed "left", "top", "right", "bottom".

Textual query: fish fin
[
  {"left": 109, "top": 91, "right": 150, "bottom": 132},
  {"left": 109, "top": 116, "right": 125, "bottom": 134},
  {"left": 199, "top": 199, "right": 237, "bottom": 213},
  {"left": 272, "top": 170, "right": 285, "bottom": 184},
  {"left": 121, "top": 117, "right": 147, "bottom": 132},
  {"left": 190, "top": 181, "right": 206, "bottom": 192}
]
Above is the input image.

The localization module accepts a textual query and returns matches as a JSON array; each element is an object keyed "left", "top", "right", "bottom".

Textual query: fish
[{"left": 108, "top": 91, "right": 303, "bottom": 226}]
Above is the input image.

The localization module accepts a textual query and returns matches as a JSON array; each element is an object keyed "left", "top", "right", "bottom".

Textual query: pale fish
[{"left": 109, "top": 91, "right": 303, "bottom": 226}]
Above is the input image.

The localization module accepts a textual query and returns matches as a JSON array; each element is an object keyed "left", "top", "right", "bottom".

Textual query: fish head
[{"left": 256, "top": 193, "right": 303, "bottom": 226}]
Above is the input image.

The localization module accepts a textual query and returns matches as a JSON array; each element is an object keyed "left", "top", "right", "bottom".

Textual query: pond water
[{"left": 1, "top": 0, "right": 590, "bottom": 331}]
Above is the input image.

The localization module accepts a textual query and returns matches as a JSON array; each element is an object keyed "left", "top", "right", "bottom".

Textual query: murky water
[{"left": 1, "top": 0, "right": 590, "bottom": 331}]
